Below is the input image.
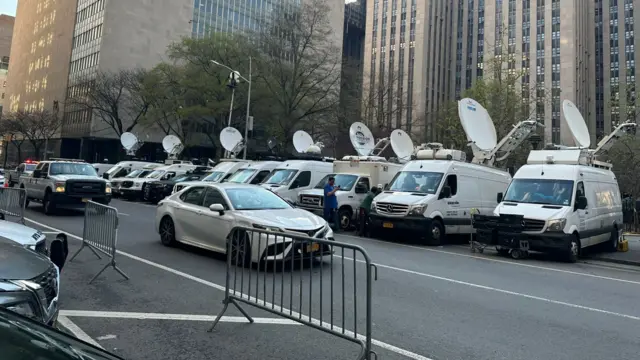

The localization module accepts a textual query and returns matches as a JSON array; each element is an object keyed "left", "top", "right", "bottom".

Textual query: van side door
[
  {"left": 440, "top": 173, "right": 464, "bottom": 234},
  {"left": 575, "top": 181, "right": 597, "bottom": 246}
]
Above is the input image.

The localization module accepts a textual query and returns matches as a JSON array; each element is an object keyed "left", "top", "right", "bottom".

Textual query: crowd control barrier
[
  {"left": 209, "top": 226, "right": 378, "bottom": 360},
  {"left": 0, "top": 187, "right": 26, "bottom": 224},
  {"left": 69, "top": 201, "right": 129, "bottom": 283}
]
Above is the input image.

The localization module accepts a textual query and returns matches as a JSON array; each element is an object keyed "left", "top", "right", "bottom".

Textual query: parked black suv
[{"left": 142, "top": 167, "right": 211, "bottom": 203}]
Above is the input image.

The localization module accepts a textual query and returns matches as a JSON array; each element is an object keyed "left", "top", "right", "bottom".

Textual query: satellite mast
[
  {"left": 220, "top": 126, "right": 245, "bottom": 158},
  {"left": 120, "top": 132, "right": 142, "bottom": 157},
  {"left": 162, "top": 135, "right": 184, "bottom": 161}
]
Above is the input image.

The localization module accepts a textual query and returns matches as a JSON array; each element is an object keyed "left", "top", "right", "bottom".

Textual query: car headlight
[
  {"left": 370, "top": 201, "right": 377, "bottom": 213},
  {"left": 105, "top": 185, "right": 112, "bottom": 193},
  {"left": 409, "top": 204, "right": 427, "bottom": 216},
  {"left": 54, "top": 182, "right": 65, "bottom": 193},
  {"left": 0, "top": 286, "right": 39, "bottom": 320},
  {"left": 5, "top": 301, "right": 37, "bottom": 318},
  {"left": 546, "top": 218, "right": 566, "bottom": 232},
  {"left": 133, "top": 182, "right": 142, "bottom": 188},
  {"left": 252, "top": 224, "right": 283, "bottom": 232}
]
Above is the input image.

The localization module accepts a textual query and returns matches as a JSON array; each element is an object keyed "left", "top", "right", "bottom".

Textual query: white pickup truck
[{"left": 7, "top": 161, "right": 38, "bottom": 187}]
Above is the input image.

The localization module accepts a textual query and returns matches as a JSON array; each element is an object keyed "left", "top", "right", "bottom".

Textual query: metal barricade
[
  {"left": 0, "top": 187, "right": 26, "bottom": 224},
  {"left": 209, "top": 226, "right": 378, "bottom": 360},
  {"left": 69, "top": 201, "right": 129, "bottom": 284}
]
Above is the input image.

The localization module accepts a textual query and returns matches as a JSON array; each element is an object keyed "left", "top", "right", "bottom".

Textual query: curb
[{"left": 583, "top": 256, "right": 640, "bottom": 267}]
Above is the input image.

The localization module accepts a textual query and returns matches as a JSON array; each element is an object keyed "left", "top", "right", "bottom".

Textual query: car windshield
[
  {"left": 171, "top": 174, "right": 192, "bottom": 183},
  {"left": 504, "top": 178, "right": 574, "bottom": 206},
  {"left": 263, "top": 169, "right": 298, "bottom": 185},
  {"left": 227, "top": 169, "right": 256, "bottom": 183},
  {"left": 50, "top": 163, "right": 98, "bottom": 176},
  {"left": 225, "top": 187, "right": 291, "bottom": 210},
  {"left": 314, "top": 174, "right": 359, "bottom": 191},
  {"left": 105, "top": 165, "right": 122, "bottom": 175},
  {"left": 145, "top": 170, "right": 166, "bottom": 179},
  {"left": 25, "top": 164, "right": 37, "bottom": 171},
  {"left": 387, "top": 171, "right": 444, "bottom": 194},
  {"left": 202, "top": 171, "right": 225, "bottom": 182}
]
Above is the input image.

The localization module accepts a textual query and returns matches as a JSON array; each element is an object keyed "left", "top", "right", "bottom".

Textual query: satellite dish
[
  {"left": 458, "top": 98, "right": 497, "bottom": 151},
  {"left": 120, "top": 132, "right": 138, "bottom": 151},
  {"left": 220, "top": 127, "right": 244, "bottom": 154},
  {"left": 390, "top": 129, "right": 415, "bottom": 161},
  {"left": 162, "top": 135, "right": 184, "bottom": 157},
  {"left": 293, "top": 130, "right": 314, "bottom": 153},
  {"left": 349, "top": 122, "right": 375, "bottom": 156},
  {"left": 562, "top": 99, "right": 590, "bottom": 148}
]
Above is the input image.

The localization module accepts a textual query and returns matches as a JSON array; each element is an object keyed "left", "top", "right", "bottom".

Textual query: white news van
[
  {"left": 369, "top": 98, "right": 540, "bottom": 245},
  {"left": 226, "top": 161, "right": 281, "bottom": 184},
  {"left": 260, "top": 159, "right": 333, "bottom": 203},
  {"left": 296, "top": 156, "right": 402, "bottom": 229},
  {"left": 111, "top": 163, "right": 164, "bottom": 197},
  {"left": 103, "top": 161, "right": 163, "bottom": 180},
  {"left": 474, "top": 100, "right": 635, "bottom": 262},
  {"left": 119, "top": 163, "right": 201, "bottom": 200},
  {"left": 172, "top": 159, "right": 250, "bottom": 194}
]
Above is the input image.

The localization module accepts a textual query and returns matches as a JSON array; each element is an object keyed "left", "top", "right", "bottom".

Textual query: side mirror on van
[
  {"left": 440, "top": 186, "right": 452, "bottom": 199},
  {"left": 575, "top": 196, "right": 588, "bottom": 210},
  {"left": 497, "top": 192, "right": 503, "bottom": 203},
  {"left": 32, "top": 169, "right": 41, "bottom": 178}
]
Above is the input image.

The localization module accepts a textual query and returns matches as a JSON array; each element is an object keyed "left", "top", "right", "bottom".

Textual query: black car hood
[{"left": 0, "top": 237, "right": 51, "bottom": 280}]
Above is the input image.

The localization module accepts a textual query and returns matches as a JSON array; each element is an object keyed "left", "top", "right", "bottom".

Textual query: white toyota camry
[{"left": 155, "top": 182, "right": 334, "bottom": 264}]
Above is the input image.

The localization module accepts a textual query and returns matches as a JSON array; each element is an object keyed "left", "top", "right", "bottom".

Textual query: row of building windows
[
  {"left": 77, "top": 0, "right": 106, "bottom": 23},
  {"left": 25, "top": 76, "right": 48, "bottom": 94},
  {"left": 70, "top": 52, "right": 100, "bottom": 74},
  {"left": 28, "top": 55, "right": 51, "bottom": 75},
  {"left": 33, "top": 10, "right": 56, "bottom": 36},
  {"left": 73, "top": 24, "right": 103, "bottom": 49}
]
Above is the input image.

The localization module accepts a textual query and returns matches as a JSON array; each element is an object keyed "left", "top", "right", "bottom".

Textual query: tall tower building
[{"left": 0, "top": 14, "right": 15, "bottom": 115}]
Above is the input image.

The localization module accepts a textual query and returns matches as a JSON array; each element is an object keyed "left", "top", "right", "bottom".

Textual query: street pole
[
  {"left": 243, "top": 56, "right": 252, "bottom": 160},
  {"left": 225, "top": 87, "right": 236, "bottom": 158}
]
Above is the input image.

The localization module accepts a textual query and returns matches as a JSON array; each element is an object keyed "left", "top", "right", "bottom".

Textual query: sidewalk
[{"left": 585, "top": 235, "right": 640, "bottom": 266}]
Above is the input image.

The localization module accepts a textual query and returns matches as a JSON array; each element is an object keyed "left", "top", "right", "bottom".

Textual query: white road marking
[
  {"left": 341, "top": 256, "right": 640, "bottom": 321},
  {"left": 57, "top": 315, "right": 104, "bottom": 349},
  {"left": 60, "top": 310, "right": 301, "bottom": 325},
  {"left": 118, "top": 213, "right": 130, "bottom": 216},
  {"left": 26, "top": 218, "right": 434, "bottom": 360},
  {"left": 96, "top": 334, "right": 117, "bottom": 341},
  {"left": 336, "top": 233, "right": 640, "bottom": 286}
]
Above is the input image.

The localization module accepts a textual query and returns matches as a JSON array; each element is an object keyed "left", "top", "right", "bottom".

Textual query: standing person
[
  {"left": 358, "top": 186, "right": 379, "bottom": 236},
  {"left": 323, "top": 177, "right": 340, "bottom": 231}
]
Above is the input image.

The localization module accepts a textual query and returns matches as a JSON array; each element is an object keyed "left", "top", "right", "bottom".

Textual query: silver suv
[{"left": 19, "top": 158, "right": 112, "bottom": 215}]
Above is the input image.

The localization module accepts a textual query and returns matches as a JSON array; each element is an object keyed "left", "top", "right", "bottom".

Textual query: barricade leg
[
  {"left": 69, "top": 241, "right": 102, "bottom": 262},
  {"left": 208, "top": 298, "right": 254, "bottom": 332}
]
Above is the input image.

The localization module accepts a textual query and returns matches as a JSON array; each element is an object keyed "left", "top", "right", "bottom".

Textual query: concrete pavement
[{"left": 19, "top": 199, "right": 640, "bottom": 360}]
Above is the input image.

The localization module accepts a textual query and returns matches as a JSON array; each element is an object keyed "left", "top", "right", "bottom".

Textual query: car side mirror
[
  {"left": 575, "top": 196, "right": 587, "bottom": 210},
  {"left": 209, "top": 203, "right": 225, "bottom": 215},
  {"left": 439, "top": 186, "right": 451, "bottom": 199},
  {"left": 32, "top": 169, "right": 41, "bottom": 178},
  {"left": 49, "top": 233, "right": 69, "bottom": 272},
  {"left": 497, "top": 192, "right": 503, "bottom": 203}
]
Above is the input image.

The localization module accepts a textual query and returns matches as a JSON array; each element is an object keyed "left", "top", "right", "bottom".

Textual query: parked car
[
  {"left": 156, "top": 183, "right": 334, "bottom": 265},
  {"left": 0, "top": 307, "right": 122, "bottom": 359},
  {"left": 0, "top": 234, "right": 68, "bottom": 326},
  {"left": 7, "top": 161, "right": 38, "bottom": 187},
  {"left": 143, "top": 167, "right": 212, "bottom": 203},
  {"left": 0, "top": 214, "right": 50, "bottom": 254}
]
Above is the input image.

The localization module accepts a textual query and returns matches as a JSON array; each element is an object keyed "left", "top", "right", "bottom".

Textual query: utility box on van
[{"left": 296, "top": 157, "right": 403, "bottom": 230}]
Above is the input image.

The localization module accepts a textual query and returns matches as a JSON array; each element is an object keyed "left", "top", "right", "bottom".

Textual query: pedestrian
[
  {"left": 323, "top": 176, "right": 340, "bottom": 231},
  {"left": 358, "top": 186, "right": 380, "bottom": 237}
]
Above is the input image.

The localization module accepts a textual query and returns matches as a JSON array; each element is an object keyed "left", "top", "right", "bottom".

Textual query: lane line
[
  {"left": 336, "top": 233, "right": 640, "bottom": 285},
  {"left": 57, "top": 315, "right": 104, "bottom": 349},
  {"left": 26, "top": 218, "right": 433, "bottom": 360},
  {"left": 118, "top": 213, "right": 130, "bottom": 216},
  {"left": 60, "top": 310, "right": 301, "bottom": 325},
  {"left": 341, "top": 256, "right": 640, "bottom": 322}
]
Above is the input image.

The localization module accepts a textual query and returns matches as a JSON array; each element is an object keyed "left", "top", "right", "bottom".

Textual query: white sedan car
[{"left": 155, "top": 182, "right": 334, "bottom": 264}]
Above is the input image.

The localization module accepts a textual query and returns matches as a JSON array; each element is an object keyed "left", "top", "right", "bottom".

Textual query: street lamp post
[{"left": 210, "top": 58, "right": 252, "bottom": 159}]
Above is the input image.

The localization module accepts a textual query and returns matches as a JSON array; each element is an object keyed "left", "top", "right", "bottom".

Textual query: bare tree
[
  {"left": 66, "top": 69, "right": 152, "bottom": 137},
  {"left": 7, "top": 110, "right": 61, "bottom": 159},
  {"left": 253, "top": 0, "right": 342, "bottom": 146}
]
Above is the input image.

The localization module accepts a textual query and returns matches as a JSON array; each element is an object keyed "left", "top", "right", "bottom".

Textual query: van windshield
[
  {"left": 263, "top": 169, "right": 298, "bottom": 185},
  {"left": 503, "top": 178, "right": 574, "bottom": 206},
  {"left": 314, "top": 174, "right": 358, "bottom": 191},
  {"left": 124, "top": 169, "right": 148, "bottom": 178},
  {"left": 387, "top": 171, "right": 444, "bottom": 194},
  {"left": 227, "top": 169, "right": 256, "bottom": 183},
  {"left": 202, "top": 171, "right": 225, "bottom": 182}
]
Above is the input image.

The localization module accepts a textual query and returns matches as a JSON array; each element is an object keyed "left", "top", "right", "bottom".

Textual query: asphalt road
[{"left": 19, "top": 198, "right": 640, "bottom": 360}]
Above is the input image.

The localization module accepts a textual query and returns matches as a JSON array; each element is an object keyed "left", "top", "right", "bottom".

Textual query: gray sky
[{"left": 0, "top": 0, "right": 17, "bottom": 17}]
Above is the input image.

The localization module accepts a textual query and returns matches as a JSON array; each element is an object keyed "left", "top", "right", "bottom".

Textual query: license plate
[
  {"left": 383, "top": 222, "right": 394, "bottom": 229},
  {"left": 306, "top": 243, "right": 320, "bottom": 252},
  {"left": 82, "top": 198, "right": 89, "bottom": 203}
]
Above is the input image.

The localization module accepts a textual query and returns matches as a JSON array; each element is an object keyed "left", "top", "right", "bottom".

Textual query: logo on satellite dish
[
  {"left": 354, "top": 126, "right": 371, "bottom": 146},
  {"left": 465, "top": 99, "right": 476, "bottom": 111}
]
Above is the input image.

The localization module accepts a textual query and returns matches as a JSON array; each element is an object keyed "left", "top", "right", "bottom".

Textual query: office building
[
  {"left": 0, "top": 14, "right": 14, "bottom": 114},
  {"left": 342, "top": 0, "right": 366, "bottom": 108}
]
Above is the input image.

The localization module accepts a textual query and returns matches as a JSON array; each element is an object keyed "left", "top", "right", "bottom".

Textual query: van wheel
[
  {"left": 607, "top": 227, "right": 619, "bottom": 252},
  {"left": 338, "top": 208, "right": 352, "bottom": 230},
  {"left": 425, "top": 220, "right": 444, "bottom": 246},
  {"left": 565, "top": 235, "right": 580, "bottom": 263}
]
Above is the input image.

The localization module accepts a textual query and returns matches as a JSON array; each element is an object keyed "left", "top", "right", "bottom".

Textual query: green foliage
[{"left": 605, "top": 138, "right": 640, "bottom": 198}]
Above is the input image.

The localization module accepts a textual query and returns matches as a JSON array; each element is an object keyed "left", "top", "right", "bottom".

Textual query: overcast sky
[{"left": 0, "top": 0, "right": 17, "bottom": 17}]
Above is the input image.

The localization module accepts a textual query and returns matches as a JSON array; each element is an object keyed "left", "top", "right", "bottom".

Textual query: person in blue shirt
[{"left": 324, "top": 176, "right": 340, "bottom": 231}]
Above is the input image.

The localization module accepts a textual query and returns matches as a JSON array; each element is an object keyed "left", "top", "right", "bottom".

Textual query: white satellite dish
[
  {"left": 293, "top": 130, "right": 314, "bottom": 153},
  {"left": 220, "top": 127, "right": 244, "bottom": 155},
  {"left": 562, "top": 99, "right": 591, "bottom": 148},
  {"left": 120, "top": 132, "right": 138, "bottom": 151},
  {"left": 458, "top": 98, "right": 497, "bottom": 151},
  {"left": 390, "top": 129, "right": 415, "bottom": 162},
  {"left": 162, "top": 135, "right": 184, "bottom": 157},
  {"left": 349, "top": 122, "right": 375, "bottom": 156}
]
